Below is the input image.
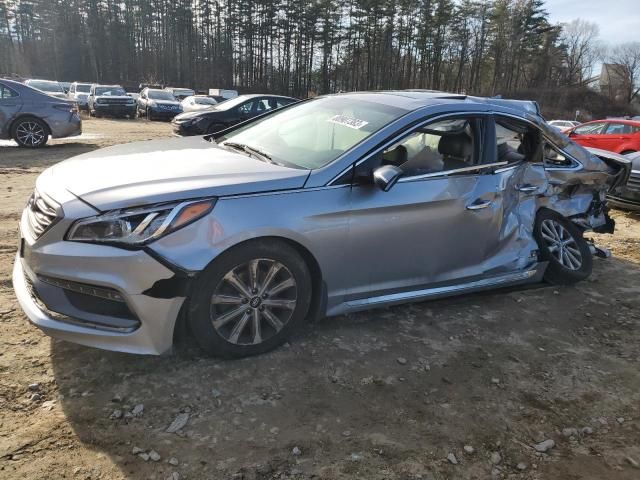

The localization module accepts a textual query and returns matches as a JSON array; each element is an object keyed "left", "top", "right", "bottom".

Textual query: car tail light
[{"left": 53, "top": 104, "right": 78, "bottom": 114}]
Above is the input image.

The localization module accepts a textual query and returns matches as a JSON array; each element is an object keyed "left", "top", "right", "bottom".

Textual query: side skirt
[{"left": 326, "top": 263, "right": 547, "bottom": 316}]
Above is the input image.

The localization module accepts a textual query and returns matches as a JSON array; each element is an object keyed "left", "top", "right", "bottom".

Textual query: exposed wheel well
[{"left": 620, "top": 150, "right": 636, "bottom": 155}]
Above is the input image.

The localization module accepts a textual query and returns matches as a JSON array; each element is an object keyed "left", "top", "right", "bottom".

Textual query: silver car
[
  {"left": 24, "top": 79, "right": 68, "bottom": 99},
  {"left": 0, "top": 78, "right": 82, "bottom": 148},
  {"left": 12, "top": 91, "right": 630, "bottom": 358}
]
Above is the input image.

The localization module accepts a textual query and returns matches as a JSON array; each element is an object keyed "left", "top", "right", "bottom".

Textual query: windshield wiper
[{"left": 223, "top": 142, "right": 277, "bottom": 165}]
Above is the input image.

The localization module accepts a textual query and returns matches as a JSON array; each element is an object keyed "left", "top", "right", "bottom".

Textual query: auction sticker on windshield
[{"left": 328, "top": 114, "right": 369, "bottom": 130}]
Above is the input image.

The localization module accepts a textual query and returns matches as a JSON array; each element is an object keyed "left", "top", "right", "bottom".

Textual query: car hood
[
  {"left": 95, "top": 95, "right": 133, "bottom": 101},
  {"left": 44, "top": 136, "right": 309, "bottom": 211},
  {"left": 149, "top": 100, "right": 181, "bottom": 106},
  {"left": 174, "top": 109, "right": 217, "bottom": 121}
]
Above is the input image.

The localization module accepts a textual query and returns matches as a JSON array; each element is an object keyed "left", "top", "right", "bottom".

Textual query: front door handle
[
  {"left": 466, "top": 200, "right": 492, "bottom": 210},
  {"left": 516, "top": 184, "right": 538, "bottom": 193}
]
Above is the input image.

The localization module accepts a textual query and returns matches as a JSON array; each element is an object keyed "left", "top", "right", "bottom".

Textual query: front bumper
[
  {"left": 13, "top": 196, "right": 185, "bottom": 354},
  {"left": 171, "top": 121, "right": 203, "bottom": 136},
  {"left": 607, "top": 194, "right": 640, "bottom": 211},
  {"left": 93, "top": 104, "right": 137, "bottom": 116},
  {"left": 151, "top": 108, "right": 181, "bottom": 120}
]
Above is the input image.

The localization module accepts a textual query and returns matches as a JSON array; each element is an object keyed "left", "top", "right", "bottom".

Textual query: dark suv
[
  {"left": 137, "top": 88, "right": 182, "bottom": 121},
  {"left": 88, "top": 84, "right": 137, "bottom": 118}
]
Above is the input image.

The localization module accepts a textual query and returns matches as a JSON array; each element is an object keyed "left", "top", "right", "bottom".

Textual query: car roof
[
  {"left": 321, "top": 90, "right": 541, "bottom": 117},
  {"left": 584, "top": 118, "right": 640, "bottom": 126},
  {"left": 237, "top": 94, "right": 297, "bottom": 100}
]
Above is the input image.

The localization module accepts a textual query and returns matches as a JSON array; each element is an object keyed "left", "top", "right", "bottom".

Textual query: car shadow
[
  {"left": 0, "top": 142, "right": 100, "bottom": 169},
  {"left": 48, "top": 255, "right": 640, "bottom": 479}
]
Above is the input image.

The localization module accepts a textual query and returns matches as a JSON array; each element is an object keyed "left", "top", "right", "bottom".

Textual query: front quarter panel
[{"left": 149, "top": 186, "right": 353, "bottom": 310}]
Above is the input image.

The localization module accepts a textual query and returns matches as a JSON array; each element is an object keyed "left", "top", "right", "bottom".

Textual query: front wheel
[
  {"left": 534, "top": 209, "right": 592, "bottom": 285},
  {"left": 188, "top": 241, "right": 312, "bottom": 358},
  {"left": 12, "top": 117, "right": 49, "bottom": 148}
]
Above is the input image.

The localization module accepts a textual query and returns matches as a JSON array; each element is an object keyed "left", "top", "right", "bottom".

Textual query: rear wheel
[
  {"left": 12, "top": 117, "right": 49, "bottom": 148},
  {"left": 188, "top": 240, "right": 312, "bottom": 358},
  {"left": 534, "top": 209, "right": 592, "bottom": 285}
]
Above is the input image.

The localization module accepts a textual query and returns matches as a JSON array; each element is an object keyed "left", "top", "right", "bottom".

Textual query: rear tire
[
  {"left": 188, "top": 240, "right": 312, "bottom": 358},
  {"left": 534, "top": 209, "right": 592, "bottom": 285},
  {"left": 11, "top": 117, "right": 49, "bottom": 148}
]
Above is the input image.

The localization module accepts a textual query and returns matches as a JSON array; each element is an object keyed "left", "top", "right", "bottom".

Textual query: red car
[{"left": 567, "top": 119, "right": 640, "bottom": 154}]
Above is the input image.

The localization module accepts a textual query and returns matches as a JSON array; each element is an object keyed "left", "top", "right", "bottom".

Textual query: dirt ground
[{"left": 1, "top": 117, "right": 639, "bottom": 480}]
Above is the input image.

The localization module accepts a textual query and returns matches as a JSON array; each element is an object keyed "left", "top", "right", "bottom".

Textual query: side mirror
[{"left": 373, "top": 165, "right": 403, "bottom": 192}]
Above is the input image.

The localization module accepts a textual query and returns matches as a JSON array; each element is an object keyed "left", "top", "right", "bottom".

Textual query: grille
[
  {"left": 628, "top": 170, "right": 640, "bottom": 191},
  {"left": 26, "top": 190, "right": 60, "bottom": 239},
  {"left": 99, "top": 98, "right": 130, "bottom": 105}
]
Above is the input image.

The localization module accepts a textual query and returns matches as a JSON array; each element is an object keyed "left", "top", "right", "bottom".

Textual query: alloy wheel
[
  {"left": 15, "top": 121, "right": 46, "bottom": 147},
  {"left": 540, "top": 219, "right": 583, "bottom": 270},
  {"left": 210, "top": 259, "right": 298, "bottom": 345}
]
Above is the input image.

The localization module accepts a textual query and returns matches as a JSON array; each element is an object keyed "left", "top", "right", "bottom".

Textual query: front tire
[
  {"left": 534, "top": 209, "right": 592, "bottom": 285},
  {"left": 188, "top": 240, "right": 312, "bottom": 358},
  {"left": 12, "top": 117, "right": 49, "bottom": 148}
]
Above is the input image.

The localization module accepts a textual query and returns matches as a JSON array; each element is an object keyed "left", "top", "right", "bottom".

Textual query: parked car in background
[
  {"left": 566, "top": 119, "right": 640, "bottom": 154},
  {"left": 24, "top": 79, "right": 67, "bottom": 99},
  {"left": 164, "top": 87, "right": 195, "bottom": 101},
  {"left": 12, "top": 91, "right": 630, "bottom": 358},
  {"left": 209, "top": 88, "right": 238, "bottom": 99},
  {"left": 180, "top": 95, "right": 218, "bottom": 112},
  {"left": 67, "top": 82, "right": 92, "bottom": 111},
  {"left": 137, "top": 88, "right": 182, "bottom": 120},
  {"left": 88, "top": 84, "right": 137, "bottom": 118},
  {"left": 0, "top": 78, "right": 81, "bottom": 148},
  {"left": 127, "top": 92, "right": 140, "bottom": 102},
  {"left": 608, "top": 151, "right": 640, "bottom": 210},
  {"left": 172, "top": 94, "right": 296, "bottom": 136},
  {"left": 548, "top": 120, "right": 579, "bottom": 133}
]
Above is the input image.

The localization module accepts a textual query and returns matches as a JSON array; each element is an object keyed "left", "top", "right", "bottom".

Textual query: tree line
[{"left": 1, "top": 0, "right": 639, "bottom": 117}]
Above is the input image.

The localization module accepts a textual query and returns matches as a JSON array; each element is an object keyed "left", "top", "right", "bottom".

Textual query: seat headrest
[
  {"left": 383, "top": 144, "right": 408, "bottom": 166},
  {"left": 438, "top": 133, "right": 472, "bottom": 159}
]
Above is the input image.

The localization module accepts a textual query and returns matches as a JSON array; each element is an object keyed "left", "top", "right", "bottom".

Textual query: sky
[{"left": 544, "top": 0, "right": 640, "bottom": 44}]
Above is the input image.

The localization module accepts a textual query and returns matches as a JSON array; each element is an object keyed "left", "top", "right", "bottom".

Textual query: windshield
[
  {"left": 28, "top": 80, "right": 63, "bottom": 93},
  {"left": 149, "top": 90, "right": 176, "bottom": 101},
  {"left": 221, "top": 96, "right": 407, "bottom": 169},
  {"left": 76, "top": 84, "right": 91, "bottom": 93},
  {"left": 95, "top": 86, "right": 126, "bottom": 96},
  {"left": 194, "top": 97, "right": 216, "bottom": 105}
]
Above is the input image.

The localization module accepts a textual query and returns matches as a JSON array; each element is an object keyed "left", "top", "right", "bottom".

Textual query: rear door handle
[
  {"left": 466, "top": 200, "right": 492, "bottom": 210},
  {"left": 516, "top": 185, "right": 538, "bottom": 193}
]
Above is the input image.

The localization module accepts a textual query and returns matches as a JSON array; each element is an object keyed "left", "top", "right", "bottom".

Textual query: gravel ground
[{"left": 0, "top": 118, "right": 639, "bottom": 480}]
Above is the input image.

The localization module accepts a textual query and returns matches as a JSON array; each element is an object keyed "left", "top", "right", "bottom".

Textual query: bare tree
[
  {"left": 560, "top": 18, "right": 599, "bottom": 86},
  {"left": 607, "top": 42, "right": 640, "bottom": 104}
]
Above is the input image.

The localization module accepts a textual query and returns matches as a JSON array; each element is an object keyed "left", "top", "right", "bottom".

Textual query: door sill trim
[{"left": 343, "top": 265, "right": 543, "bottom": 311}]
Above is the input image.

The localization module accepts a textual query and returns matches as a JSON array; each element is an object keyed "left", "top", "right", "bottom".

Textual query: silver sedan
[
  {"left": 13, "top": 91, "right": 630, "bottom": 357},
  {"left": 1, "top": 78, "right": 82, "bottom": 148}
]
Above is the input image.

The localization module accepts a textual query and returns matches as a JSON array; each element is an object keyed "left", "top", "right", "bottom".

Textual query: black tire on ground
[
  {"left": 534, "top": 209, "right": 592, "bottom": 285},
  {"left": 188, "top": 240, "right": 312, "bottom": 358},
  {"left": 11, "top": 116, "right": 49, "bottom": 148},
  {"left": 146, "top": 108, "right": 153, "bottom": 121},
  {"left": 207, "top": 123, "right": 226, "bottom": 134}
]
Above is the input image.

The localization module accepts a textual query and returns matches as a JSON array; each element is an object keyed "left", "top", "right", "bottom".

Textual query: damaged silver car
[{"left": 12, "top": 91, "right": 630, "bottom": 358}]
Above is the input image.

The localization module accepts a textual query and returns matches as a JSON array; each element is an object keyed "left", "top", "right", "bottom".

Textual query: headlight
[{"left": 67, "top": 199, "right": 216, "bottom": 245}]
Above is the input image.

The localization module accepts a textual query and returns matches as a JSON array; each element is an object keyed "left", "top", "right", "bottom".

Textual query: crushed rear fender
[{"left": 518, "top": 148, "right": 630, "bottom": 235}]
